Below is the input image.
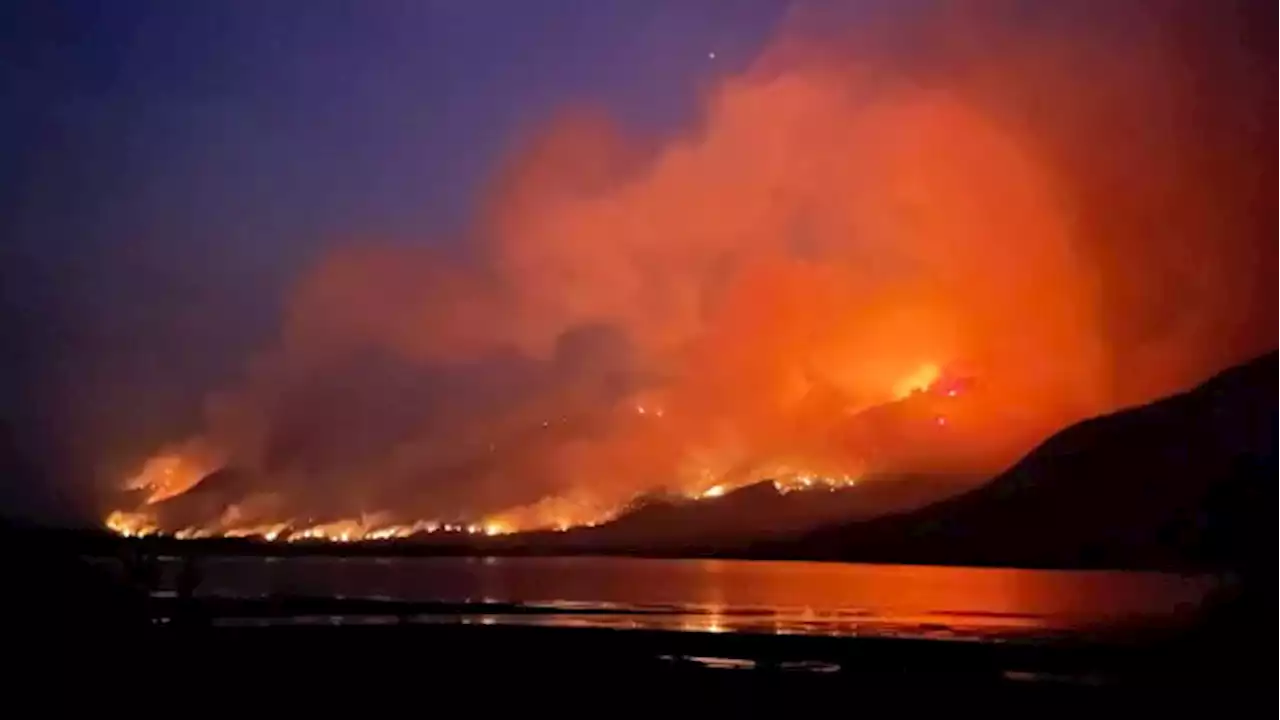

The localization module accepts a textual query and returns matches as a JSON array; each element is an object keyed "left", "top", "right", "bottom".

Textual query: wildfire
[
  {"left": 81, "top": 0, "right": 1275, "bottom": 568},
  {"left": 698, "top": 484, "right": 727, "bottom": 499},
  {"left": 102, "top": 514, "right": 518, "bottom": 543},
  {"left": 124, "top": 447, "right": 222, "bottom": 505},
  {"left": 224, "top": 523, "right": 291, "bottom": 541},
  {"left": 771, "top": 472, "right": 859, "bottom": 495},
  {"left": 102, "top": 459, "right": 871, "bottom": 543},
  {"left": 102, "top": 358, "right": 947, "bottom": 543},
  {"left": 688, "top": 470, "right": 858, "bottom": 500},
  {"left": 105, "top": 510, "right": 159, "bottom": 538},
  {"left": 892, "top": 363, "right": 942, "bottom": 400}
]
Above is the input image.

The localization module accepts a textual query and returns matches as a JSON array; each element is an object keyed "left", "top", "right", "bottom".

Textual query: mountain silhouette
[
  {"left": 747, "top": 351, "right": 1276, "bottom": 570},
  {"left": 553, "top": 472, "right": 979, "bottom": 551}
]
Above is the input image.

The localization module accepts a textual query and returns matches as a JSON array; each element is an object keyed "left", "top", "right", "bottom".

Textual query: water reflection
[
  {"left": 105, "top": 555, "right": 1216, "bottom": 638},
  {"left": 207, "top": 606, "right": 1108, "bottom": 642}
]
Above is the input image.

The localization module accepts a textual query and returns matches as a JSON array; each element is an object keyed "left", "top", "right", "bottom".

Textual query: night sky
[{"left": 1, "top": 1, "right": 789, "bottom": 520}]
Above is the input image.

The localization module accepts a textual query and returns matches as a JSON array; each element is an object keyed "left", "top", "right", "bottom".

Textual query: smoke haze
[{"left": 107, "top": 1, "right": 1275, "bottom": 531}]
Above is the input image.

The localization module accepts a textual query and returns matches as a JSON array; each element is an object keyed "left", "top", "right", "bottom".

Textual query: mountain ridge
[{"left": 739, "top": 350, "right": 1276, "bottom": 570}]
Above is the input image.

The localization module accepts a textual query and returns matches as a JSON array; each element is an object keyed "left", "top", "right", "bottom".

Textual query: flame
[
  {"left": 104, "top": 515, "right": 514, "bottom": 543},
  {"left": 480, "top": 493, "right": 624, "bottom": 534},
  {"left": 101, "top": 458, "right": 872, "bottom": 541},
  {"left": 892, "top": 363, "right": 942, "bottom": 400},
  {"left": 772, "top": 472, "right": 860, "bottom": 495},
  {"left": 105, "top": 510, "right": 158, "bottom": 538},
  {"left": 124, "top": 446, "right": 222, "bottom": 505},
  {"left": 223, "top": 523, "right": 291, "bottom": 540}
]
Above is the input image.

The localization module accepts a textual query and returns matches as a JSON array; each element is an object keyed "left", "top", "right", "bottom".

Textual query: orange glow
[
  {"left": 105, "top": 510, "right": 158, "bottom": 538},
  {"left": 104, "top": 3, "right": 1276, "bottom": 539},
  {"left": 124, "top": 444, "right": 222, "bottom": 504},
  {"left": 699, "top": 484, "right": 727, "bottom": 499},
  {"left": 892, "top": 363, "right": 942, "bottom": 400}
]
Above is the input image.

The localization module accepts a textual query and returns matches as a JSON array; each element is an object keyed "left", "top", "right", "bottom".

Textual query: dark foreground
[
  {"left": 8, "top": 546, "right": 1270, "bottom": 712},
  {"left": 41, "top": 606, "right": 1270, "bottom": 714},
  {"left": 122, "top": 614, "right": 1270, "bottom": 708}
]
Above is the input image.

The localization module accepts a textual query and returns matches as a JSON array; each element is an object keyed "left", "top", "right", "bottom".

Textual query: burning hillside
[
  {"left": 104, "top": 2, "right": 1275, "bottom": 540},
  {"left": 104, "top": 379, "right": 949, "bottom": 541}
]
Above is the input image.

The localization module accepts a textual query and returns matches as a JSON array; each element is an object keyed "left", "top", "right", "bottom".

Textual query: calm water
[{"left": 122, "top": 556, "right": 1217, "bottom": 639}]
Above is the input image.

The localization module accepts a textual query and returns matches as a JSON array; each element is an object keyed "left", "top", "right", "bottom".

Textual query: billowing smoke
[{"left": 114, "top": 1, "right": 1275, "bottom": 534}]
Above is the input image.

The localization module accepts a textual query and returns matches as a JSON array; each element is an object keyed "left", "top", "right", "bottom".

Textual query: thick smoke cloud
[{"left": 119, "top": 1, "right": 1276, "bottom": 531}]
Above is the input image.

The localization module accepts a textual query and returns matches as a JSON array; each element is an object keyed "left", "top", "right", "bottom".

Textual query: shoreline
[{"left": 54, "top": 528, "right": 1223, "bottom": 575}]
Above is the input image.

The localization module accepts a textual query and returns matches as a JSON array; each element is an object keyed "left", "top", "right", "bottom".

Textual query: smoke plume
[{"left": 116, "top": 1, "right": 1276, "bottom": 533}]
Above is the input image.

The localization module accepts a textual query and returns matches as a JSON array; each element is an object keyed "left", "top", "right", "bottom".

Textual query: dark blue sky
[{"left": 0, "top": 0, "right": 788, "bottom": 518}]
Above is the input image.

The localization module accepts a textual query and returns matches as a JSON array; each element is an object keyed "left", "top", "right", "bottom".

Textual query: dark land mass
[{"left": 3, "top": 518, "right": 151, "bottom": 629}]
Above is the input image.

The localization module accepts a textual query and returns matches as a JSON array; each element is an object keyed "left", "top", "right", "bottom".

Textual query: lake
[{"left": 115, "top": 555, "right": 1218, "bottom": 640}]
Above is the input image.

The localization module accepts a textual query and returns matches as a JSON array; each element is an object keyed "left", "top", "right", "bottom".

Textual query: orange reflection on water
[
  {"left": 669, "top": 560, "right": 1211, "bottom": 629},
  {"left": 166, "top": 556, "right": 1217, "bottom": 636}
]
